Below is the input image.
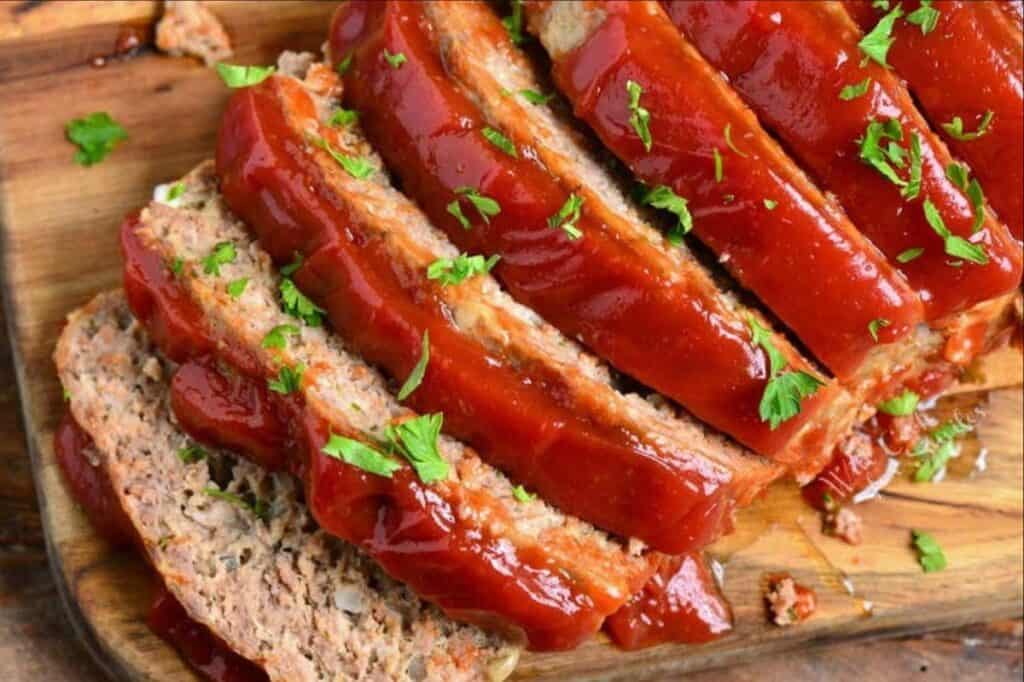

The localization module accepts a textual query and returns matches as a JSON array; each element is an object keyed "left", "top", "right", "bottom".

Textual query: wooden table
[{"left": 1, "top": 305, "right": 1020, "bottom": 679}]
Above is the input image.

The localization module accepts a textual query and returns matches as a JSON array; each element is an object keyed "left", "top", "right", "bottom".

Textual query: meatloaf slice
[
  {"left": 124, "top": 161, "right": 655, "bottom": 650},
  {"left": 54, "top": 291, "right": 520, "bottom": 682}
]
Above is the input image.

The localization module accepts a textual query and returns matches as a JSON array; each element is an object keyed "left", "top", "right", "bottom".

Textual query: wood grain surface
[{"left": 0, "top": 2, "right": 1021, "bottom": 681}]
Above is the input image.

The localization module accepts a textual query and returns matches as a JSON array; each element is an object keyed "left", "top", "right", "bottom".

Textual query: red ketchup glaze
[
  {"left": 532, "top": 0, "right": 924, "bottom": 379},
  {"left": 999, "top": 0, "right": 1024, "bottom": 32},
  {"left": 845, "top": 0, "right": 1024, "bottom": 242},
  {"left": 213, "top": 70, "right": 735, "bottom": 554},
  {"left": 54, "top": 411, "right": 136, "bottom": 547},
  {"left": 148, "top": 585, "right": 269, "bottom": 682},
  {"left": 802, "top": 431, "right": 890, "bottom": 510},
  {"left": 664, "top": 1, "right": 1023, "bottom": 318},
  {"left": 122, "top": 216, "right": 629, "bottom": 651},
  {"left": 327, "top": 0, "right": 830, "bottom": 459},
  {"left": 604, "top": 553, "right": 732, "bottom": 650}
]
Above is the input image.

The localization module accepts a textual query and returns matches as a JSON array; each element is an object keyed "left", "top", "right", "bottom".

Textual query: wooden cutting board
[{"left": 1, "top": 2, "right": 1021, "bottom": 680}]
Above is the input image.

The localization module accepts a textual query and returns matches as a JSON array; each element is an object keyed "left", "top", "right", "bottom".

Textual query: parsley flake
[
  {"left": 713, "top": 148, "right": 724, "bottom": 182},
  {"left": 450, "top": 186, "right": 501, "bottom": 228},
  {"left": 878, "top": 389, "right": 919, "bottom": 416},
  {"left": 639, "top": 185, "right": 693, "bottom": 244},
  {"left": 170, "top": 257, "right": 184, "bottom": 275},
  {"left": 268, "top": 363, "right": 305, "bottom": 395},
  {"left": 548, "top": 193, "right": 585, "bottom": 239},
  {"left": 513, "top": 485, "right": 536, "bottom": 503},
  {"left": 858, "top": 119, "right": 922, "bottom": 198},
  {"left": 204, "top": 486, "right": 270, "bottom": 521},
  {"left": 385, "top": 413, "right": 449, "bottom": 483},
  {"left": 724, "top": 123, "right": 748, "bottom": 158},
  {"left": 502, "top": 0, "right": 525, "bottom": 45},
  {"left": 626, "top": 80, "right": 653, "bottom": 152},
  {"left": 261, "top": 323, "right": 299, "bottom": 350},
  {"left": 329, "top": 108, "right": 359, "bottom": 127},
  {"left": 279, "top": 278, "right": 325, "bottom": 326},
  {"left": 906, "top": 0, "right": 940, "bottom": 35},
  {"left": 858, "top": 4, "right": 904, "bottom": 67},
  {"left": 945, "top": 162, "right": 986, "bottom": 232},
  {"left": 397, "top": 331, "right": 430, "bottom": 401},
  {"left": 911, "top": 530, "right": 947, "bottom": 572},
  {"left": 382, "top": 49, "right": 407, "bottom": 68},
  {"left": 747, "top": 316, "right": 823, "bottom": 429},
  {"left": 763, "top": 199, "right": 778, "bottom": 210},
  {"left": 280, "top": 252, "right": 304, "bottom": 277},
  {"left": 839, "top": 77, "right": 873, "bottom": 101},
  {"left": 482, "top": 126, "right": 518, "bottom": 157},
  {"left": 868, "top": 317, "right": 891, "bottom": 342},
  {"left": 311, "top": 136, "right": 375, "bottom": 179},
  {"left": 335, "top": 51, "right": 354, "bottom": 76},
  {"left": 216, "top": 63, "right": 275, "bottom": 88},
  {"left": 520, "top": 88, "right": 555, "bottom": 105},
  {"left": 322, "top": 433, "right": 401, "bottom": 478},
  {"left": 167, "top": 182, "right": 187, "bottom": 201},
  {"left": 202, "top": 241, "right": 237, "bottom": 276},
  {"left": 177, "top": 444, "right": 207, "bottom": 464},
  {"left": 942, "top": 111, "right": 994, "bottom": 141},
  {"left": 897, "top": 247, "right": 924, "bottom": 263},
  {"left": 913, "top": 418, "right": 973, "bottom": 482},
  {"left": 922, "top": 198, "right": 989, "bottom": 265},
  {"left": 227, "top": 277, "right": 249, "bottom": 299},
  {"left": 65, "top": 112, "right": 127, "bottom": 166},
  {"left": 427, "top": 253, "right": 500, "bottom": 286}
]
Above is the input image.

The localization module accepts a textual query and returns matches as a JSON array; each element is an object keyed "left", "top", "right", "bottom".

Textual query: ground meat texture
[
  {"left": 765, "top": 575, "right": 817, "bottom": 627},
  {"left": 156, "top": 0, "right": 232, "bottom": 66}
]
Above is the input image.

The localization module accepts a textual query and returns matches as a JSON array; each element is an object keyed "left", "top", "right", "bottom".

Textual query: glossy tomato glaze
[
  {"left": 844, "top": 0, "right": 1023, "bottom": 242},
  {"left": 604, "top": 553, "right": 732, "bottom": 650},
  {"left": 55, "top": 411, "right": 266, "bottom": 682},
  {"left": 327, "top": 0, "right": 832, "bottom": 459},
  {"left": 529, "top": 0, "right": 923, "bottom": 379},
  {"left": 999, "top": 0, "right": 1024, "bottom": 31},
  {"left": 213, "top": 72, "right": 739, "bottom": 554},
  {"left": 148, "top": 586, "right": 269, "bottom": 682},
  {"left": 663, "top": 1, "right": 1023, "bottom": 319},
  {"left": 54, "top": 411, "right": 136, "bottom": 547},
  {"left": 122, "top": 215, "right": 637, "bottom": 651}
]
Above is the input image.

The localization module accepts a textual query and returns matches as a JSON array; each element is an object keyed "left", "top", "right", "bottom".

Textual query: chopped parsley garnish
[
  {"left": 911, "top": 530, "right": 947, "bottom": 572},
  {"left": 513, "top": 485, "right": 536, "bottom": 503},
  {"left": 382, "top": 49, "right": 407, "bottom": 68},
  {"left": 167, "top": 182, "right": 187, "bottom": 201},
  {"left": 279, "top": 278, "right": 325, "bottom": 326},
  {"left": 335, "top": 51, "right": 354, "bottom": 76},
  {"left": 280, "top": 252, "right": 303, "bottom": 277},
  {"left": 203, "top": 486, "right": 270, "bottom": 521},
  {"left": 65, "top": 112, "right": 127, "bottom": 166},
  {"left": 170, "top": 257, "right": 184, "bottom": 275},
  {"left": 328, "top": 108, "right": 359, "bottom": 127},
  {"left": 448, "top": 186, "right": 501, "bottom": 229},
  {"left": 723, "top": 123, "right": 748, "bottom": 158},
  {"left": 202, "top": 241, "right": 237, "bottom": 276},
  {"left": 519, "top": 89, "right": 555, "bottom": 105},
  {"left": 177, "top": 444, "right": 207, "bottom": 464},
  {"left": 873, "top": 0, "right": 891, "bottom": 8},
  {"left": 858, "top": 4, "right": 904, "bottom": 67},
  {"left": 942, "top": 110, "right": 994, "bottom": 141},
  {"left": 322, "top": 433, "right": 401, "bottom": 478},
  {"left": 868, "top": 317, "right": 890, "bottom": 342},
  {"left": 427, "top": 253, "right": 500, "bottom": 286},
  {"left": 747, "top": 316, "right": 824, "bottom": 429},
  {"left": 62, "top": 387, "right": 71, "bottom": 402},
  {"left": 502, "top": 0, "right": 525, "bottom": 45},
  {"left": 858, "top": 119, "right": 922, "bottom": 199},
  {"left": 763, "top": 199, "right": 778, "bottom": 210},
  {"left": 482, "top": 126, "right": 518, "bottom": 157},
  {"left": 216, "top": 63, "right": 275, "bottom": 88},
  {"left": 268, "top": 363, "right": 305, "bottom": 395},
  {"left": 397, "top": 331, "right": 430, "bottom": 401},
  {"left": 906, "top": 0, "right": 940, "bottom": 35},
  {"left": 922, "top": 198, "right": 989, "bottom": 265},
  {"left": 261, "top": 323, "right": 299, "bottom": 350},
  {"left": 385, "top": 413, "right": 448, "bottom": 483},
  {"left": 913, "top": 418, "right": 973, "bottom": 482},
  {"left": 713, "top": 148, "right": 724, "bottom": 182},
  {"left": 839, "top": 77, "right": 873, "bottom": 101},
  {"left": 311, "top": 136, "right": 375, "bottom": 179},
  {"left": 227, "top": 277, "right": 249, "bottom": 299},
  {"left": 548, "top": 193, "right": 585, "bottom": 239},
  {"left": 626, "top": 80, "right": 652, "bottom": 152},
  {"left": 897, "top": 247, "right": 924, "bottom": 263},
  {"left": 877, "top": 389, "right": 919, "bottom": 416},
  {"left": 945, "top": 162, "right": 986, "bottom": 232},
  {"left": 639, "top": 184, "right": 693, "bottom": 244}
]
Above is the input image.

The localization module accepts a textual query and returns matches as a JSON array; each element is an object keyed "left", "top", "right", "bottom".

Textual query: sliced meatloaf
[
  {"left": 123, "top": 162, "right": 656, "bottom": 650},
  {"left": 214, "top": 53, "right": 782, "bottom": 552},
  {"left": 55, "top": 291, "right": 520, "bottom": 682}
]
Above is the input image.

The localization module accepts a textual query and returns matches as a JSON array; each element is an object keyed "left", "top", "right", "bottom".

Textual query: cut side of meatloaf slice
[
  {"left": 54, "top": 291, "right": 521, "bottom": 682},
  {"left": 122, "top": 161, "right": 656, "bottom": 651}
]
